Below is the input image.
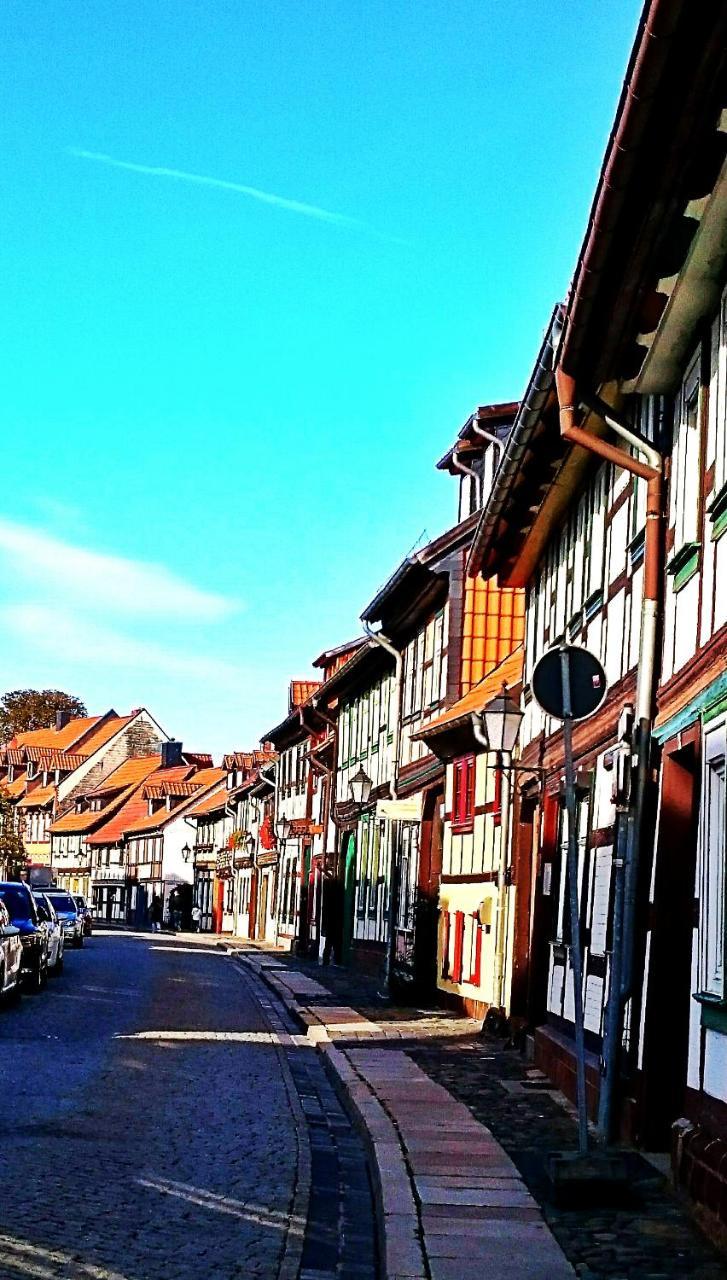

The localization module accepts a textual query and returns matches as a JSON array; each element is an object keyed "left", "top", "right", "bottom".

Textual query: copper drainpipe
[{"left": 555, "top": 365, "right": 663, "bottom": 1142}]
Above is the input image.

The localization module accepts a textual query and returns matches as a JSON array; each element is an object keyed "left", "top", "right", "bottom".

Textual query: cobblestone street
[
  {"left": 0, "top": 933, "right": 378, "bottom": 1280},
  {"left": 250, "top": 948, "right": 727, "bottom": 1280}
]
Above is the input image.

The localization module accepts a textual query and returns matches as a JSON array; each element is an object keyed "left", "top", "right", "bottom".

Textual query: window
[
  {"left": 672, "top": 352, "right": 702, "bottom": 552},
  {"left": 357, "top": 820, "right": 370, "bottom": 917},
  {"left": 368, "top": 821, "right": 383, "bottom": 918},
  {"left": 700, "top": 721, "right": 726, "bottom": 1000},
  {"left": 452, "top": 756, "right": 475, "bottom": 832},
  {"left": 711, "top": 291, "right": 727, "bottom": 498}
]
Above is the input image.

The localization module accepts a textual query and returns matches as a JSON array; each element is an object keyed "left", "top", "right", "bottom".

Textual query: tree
[
  {"left": 0, "top": 689, "right": 87, "bottom": 744},
  {"left": 0, "top": 788, "right": 26, "bottom": 879}
]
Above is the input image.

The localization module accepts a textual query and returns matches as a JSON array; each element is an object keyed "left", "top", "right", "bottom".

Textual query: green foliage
[
  {"left": 0, "top": 689, "right": 87, "bottom": 743},
  {"left": 0, "top": 788, "right": 26, "bottom": 879}
]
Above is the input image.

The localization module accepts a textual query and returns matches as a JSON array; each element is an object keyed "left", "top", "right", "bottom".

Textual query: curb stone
[{"left": 228, "top": 947, "right": 427, "bottom": 1280}]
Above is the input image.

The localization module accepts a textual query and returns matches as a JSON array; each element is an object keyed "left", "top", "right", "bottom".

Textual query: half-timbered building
[
  {"left": 358, "top": 403, "right": 520, "bottom": 993},
  {"left": 0, "top": 707, "right": 167, "bottom": 889},
  {"left": 468, "top": 0, "right": 727, "bottom": 1233},
  {"left": 316, "top": 639, "right": 398, "bottom": 973},
  {"left": 415, "top": 646, "right": 524, "bottom": 1019}
]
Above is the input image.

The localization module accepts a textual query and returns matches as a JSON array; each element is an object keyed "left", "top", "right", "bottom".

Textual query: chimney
[
  {"left": 160, "top": 740, "right": 183, "bottom": 769},
  {"left": 55, "top": 710, "right": 71, "bottom": 731}
]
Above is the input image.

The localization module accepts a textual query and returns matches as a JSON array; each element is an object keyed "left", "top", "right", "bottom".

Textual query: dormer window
[
  {"left": 75, "top": 798, "right": 85, "bottom": 814},
  {"left": 26, "top": 761, "right": 36, "bottom": 780},
  {"left": 7, "top": 765, "right": 13, "bottom": 783},
  {"left": 42, "top": 770, "right": 49, "bottom": 787},
  {"left": 227, "top": 772, "right": 234, "bottom": 790},
  {"left": 90, "top": 798, "right": 103, "bottom": 812}
]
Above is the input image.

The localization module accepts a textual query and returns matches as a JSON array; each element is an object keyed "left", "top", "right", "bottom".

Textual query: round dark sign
[{"left": 532, "top": 645, "right": 607, "bottom": 722}]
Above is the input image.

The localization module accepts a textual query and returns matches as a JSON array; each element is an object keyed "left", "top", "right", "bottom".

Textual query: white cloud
[
  {"left": 69, "top": 148, "right": 367, "bottom": 230},
  {"left": 0, "top": 519, "right": 236, "bottom": 621},
  {"left": 0, "top": 604, "right": 241, "bottom": 684}
]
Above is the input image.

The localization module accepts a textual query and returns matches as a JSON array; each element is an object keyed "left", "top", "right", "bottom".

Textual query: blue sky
[{"left": 0, "top": 0, "right": 642, "bottom": 755}]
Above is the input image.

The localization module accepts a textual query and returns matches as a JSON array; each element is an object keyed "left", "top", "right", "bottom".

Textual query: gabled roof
[
  {"left": 17, "top": 784, "right": 56, "bottom": 809},
  {"left": 90, "top": 755, "right": 163, "bottom": 795},
  {"left": 2, "top": 776, "right": 27, "bottom": 799},
  {"left": 436, "top": 402, "right": 519, "bottom": 476},
  {"left": 558, "top": 0, "right": 727, "bottom": 390},
  {"left": 10, "top": 716, "right": 103, "bottom": 751},
  {"left": 221, "top": 748, "right": 276, "bottom": 771},
  {"left": 311, "top": 638, "right": 366, "bottom": 670},
  {"left": 289, "top": 680, "right": 322, "bottom": 711},
  {"left": 77, "top": 715, "right": 134, "bottom": 755},
  {"left": 121, "top": 767, "right": 226, "bottom": 835},
  {"left": 50, "top": 757, "right": 162, "bottom": 835},
  {"left": 186, "top": 783, "right": 229, "bottom": 818}
]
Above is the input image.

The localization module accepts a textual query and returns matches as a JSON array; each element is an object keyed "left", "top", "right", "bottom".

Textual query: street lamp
[
  {"left": 349, "top": 765, "right": 373, "bottom": 807},
  {"left": 276, "top": 815, "right": 292, "bottom": 844},
  {"left": 181, "top": 843, "right": 193, "bottom": 863},
  {"left": 470, "top": 683, "right": 527, "bottom": 1019},
  {"left": 476, "top": 683, "right": 524, "bottom": 755}
]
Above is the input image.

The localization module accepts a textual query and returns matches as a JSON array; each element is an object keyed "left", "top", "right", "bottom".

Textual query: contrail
[{"left": 67, "top": 147, "right": 400, "bottom": 240}]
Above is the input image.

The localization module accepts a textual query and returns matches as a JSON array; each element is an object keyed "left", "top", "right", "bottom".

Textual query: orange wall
[{"left": 461, "top": 576, "right": 524, "bottom": 694}]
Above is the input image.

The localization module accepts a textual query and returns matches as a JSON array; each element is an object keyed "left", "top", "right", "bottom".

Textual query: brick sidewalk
[
  {"left": 228, "top": 942, "right": 727, "bottom": 1280},
  {"left": 232, "top": 944, "right": 573, "bottom": 1279}
]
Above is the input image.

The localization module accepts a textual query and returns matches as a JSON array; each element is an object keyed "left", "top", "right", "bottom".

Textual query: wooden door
[
  {"left": 639, "top": 742, "right": 699, "bottom": 1148},
  {"left": 257, "top": 873, "right": 268, "bottom": 940},
  {"left": 341, "top": 833, "right": 356, "bottom": 966}
]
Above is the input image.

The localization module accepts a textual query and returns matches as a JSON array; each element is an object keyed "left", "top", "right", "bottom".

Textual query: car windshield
[
  {"left": 0, "top": 885, "right": 36, "bottom": 922},
  {"left": 47, "top": 893, "right": 76, "bottom": 913}
]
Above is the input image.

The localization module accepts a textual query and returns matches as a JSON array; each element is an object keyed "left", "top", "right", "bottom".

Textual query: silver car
[
  {"left": 33, "top": 892, "right": 64, "bottom": 974},
  {"left": 46, "top": 890, "right": 84, "bottom": 948},
  {"left": 0, "top": 900, "right": 22, "bottom": 1000}
]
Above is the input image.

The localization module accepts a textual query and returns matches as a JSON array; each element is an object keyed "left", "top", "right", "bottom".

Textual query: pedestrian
[
  {"left": 150, "top": 893, "right": 163, "bottom": 934},
  {"left": 191, "top": 902, "right": 202, "bottom": 933}
]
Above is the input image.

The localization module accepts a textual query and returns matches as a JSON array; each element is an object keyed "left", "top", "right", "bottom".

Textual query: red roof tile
[
  {"left": 17, "top": 783, "right": 56, "bottom": 809},
  {"left": 289, "top": 680, "right": 322, "bottom": 711}
]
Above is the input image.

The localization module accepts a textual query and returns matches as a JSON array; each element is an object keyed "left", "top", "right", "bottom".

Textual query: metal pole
[
  {"left": 597, "top": 804, "right": 628, "bottom": 1142},
  {"left": 495, "top": 757, "right": 512, "bottom": 1010},
  {"left": 560, "top": 646, "right": 589, "bottom": 1156}
]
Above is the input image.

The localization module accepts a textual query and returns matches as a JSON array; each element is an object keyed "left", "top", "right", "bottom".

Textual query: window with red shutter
[
  {"left": 452, "top": 755, "right": 475, "bottom": 832},
  {"left": 441, "top": 910, "right": 451, "bottom": 979},
  {"left": 452, "top": 910, "right": 466, "bottom": 983},
  {"left": 468, "top": 912, "right": 483, "bottom": 986}
]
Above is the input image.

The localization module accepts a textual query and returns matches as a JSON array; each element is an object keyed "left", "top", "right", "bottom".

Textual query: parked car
[
  {"left": 46, "top": 890, "right": 83, "bottom": 948},
  {"left": 0, "top": 882, "right": 49, "bottom": 991},
  {"left": 73, "top": 895, "right": 93, "bottom": 937},
  {"left": 33, "top": 892, "right": 64, "bottom": 974},
  {"left": 0, "top": 899, "right": 22, "bottom": 1001}
]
